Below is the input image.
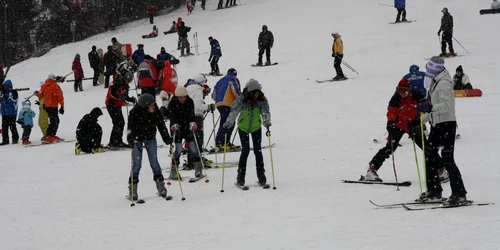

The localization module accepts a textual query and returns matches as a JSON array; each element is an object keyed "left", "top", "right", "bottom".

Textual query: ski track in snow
[{"left": 2, "top": 0, "right": 500, "bottom": 249}]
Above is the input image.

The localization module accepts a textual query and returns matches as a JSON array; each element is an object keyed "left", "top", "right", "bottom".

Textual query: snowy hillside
[{"left": 2, "top": 0, "right": 500, "bottom": 249}]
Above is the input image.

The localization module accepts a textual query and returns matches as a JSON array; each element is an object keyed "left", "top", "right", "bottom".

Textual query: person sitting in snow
[
  {"left": 17, "top": 100, "right": 36, "bottom": 145},
  {"left": 453, "top": 65, "right": 473, "bottom": 90},
  {"left": 75, "top": 107, "right": 104, "bottom": 155},
  {"left": 164, "top": 21, "right": 177, "bottom": 35},
  {"left": 143, "top": 25, "right": 159, "bottom": 39}
]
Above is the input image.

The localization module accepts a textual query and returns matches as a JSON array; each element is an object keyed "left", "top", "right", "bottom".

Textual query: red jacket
[
  {"left": 105, "top": 77, "right": 129, "bottom": 107},
  {"left": 160, "top": 61, "right": 177, "bottom": 93},
  {"left": 176, "top": 17, "right": 182, "bottom": 34},
  {"left": 386, "top": 91, "right": 421, "bottom": 132},
  {"left": 138, "top": 60, "right": 158, "bottom": 88},
  {"left": 147, "top": 6, "right": 157, "bottom": 15},
  {"left": 72, "top": 58, "right": 84, "bottom": 79}
]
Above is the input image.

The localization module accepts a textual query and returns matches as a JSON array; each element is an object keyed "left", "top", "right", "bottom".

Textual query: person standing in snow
[
  {"left": 111, "top": 37, "right": 125, "bottom": 62},
  {"left": 132, "top": 44, "right": 145, "bottom": 68},
  {"left": 453, "top": 65, "right": 473, "bottom": 90},
  {"left": 416, "top": 56, "right": 467, "bottom": 205},
  {"left": 137, "top": 55, "right": 159, "bottom": 96},
  {"left": 88, "top": 46, "right": 101, "bottom": 86},
  {"left": 257, "top": 25, "right": 274, "bottom": 66},
  {"left": 17, "top": 100, "right": 36, "bottom": 145},
  {"left": 75, "top": 107, "right": 104, "bottom": 155},
  {"left": 404, "top": 64, "right": 427, "bottom": 98},
  {"left": 394, "top": 0, "right": 407, "bottom": 23},
  {"left": 147, "top": 5, "right": 157, "bottom": 24},
  {"left": 178, "top": 21, "right": 193, "bottom": 56},
  {"left": 492, "top": 0, "right": 500, "bottom": 9},
  {"left": 0, "top": 80, "right": 19, "bottom": 145},
  {"left": 223, "top": 79, "right": 271, "bottom": 187},
  {"left": 72, "top": 53, "right": 84, "bottom": 92},
  {"left": 212, "top": 68, "right": 241, "bottom": 151},
  {"left": 105, "top": 62, "right": 136, "bottom": 149},
  {"left": 438, "top": 8, "right": 456, "bottom": 57},
  {"left": 176, "top": 17, "right": 183, "bottom": 49},
  {"left": 208, "top": 36, "right": 222, "bottom": 76},
  {"left": 36, "top": 74, "right": 65, "bottom": 144},
  {"left": 167, "top": 86, "right": 201, "bottom": 180},
  {"left": 331, "top": 32, "right": 346, "bottom": 80},
  {"left": 158, "top": 60, "right": 178, "bottom": 116},
  {"left": 225, "top": 0, "right": 237, "bottom": 8},
  {"left": 127, "top": 93, "right": 172, "bottom": 200},
  {"left": 101, "top": 45, "right": 120, "bottom": 88}
]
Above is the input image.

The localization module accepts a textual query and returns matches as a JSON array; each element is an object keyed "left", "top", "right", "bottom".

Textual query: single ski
[
  {"left": 189, "top": 175, "right": 206, "bottom": 183},
  {"left": 342, "top": 175, "right": 412, "bottom": 187},
  {"left": 389, "top": 20, "right": 416, "bottom": 24},
  {"left": 425, "top": 54, "right": 465, "bottom": 60},
  {"left": 234, "top": 182, "right": 249, "bottom": 190},
  {"left": 402, "top": 201, "right": 494, "bottom": 211},
  {"left": 251, "top": 62, "right": 278, "bottom": 67},
  {"left": 316, "top": 77, "right": 349, "bottom": 83},
  {"left": 126, "top": 196, "right": 145, "bottom": 204},
  {"left": 369, "top": 199, "right": 446, "bottom": 208}
]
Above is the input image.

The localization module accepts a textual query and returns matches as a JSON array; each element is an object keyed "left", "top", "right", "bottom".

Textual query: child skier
[{"left": 17, "top": 100, "right": 36, "bottom": 145}]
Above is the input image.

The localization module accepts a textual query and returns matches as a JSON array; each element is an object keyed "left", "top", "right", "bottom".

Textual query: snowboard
[
  {"left": 454, "top": 89, "right": 482, "bottom": 97},
  {"left": 389, "top": 20, "right": 416, "bottom": 24},
  {"left": 480, "top": 9, "right": 500, "bottom": 15},
  {"left": 425, "top": 54, "right": 464, "bottom": 60},
  {"left": 251, "top": 62, "right": 278, "bottom": 67},
  {"left": 97, "top": 49, "right": 105, "bottom": 85}
]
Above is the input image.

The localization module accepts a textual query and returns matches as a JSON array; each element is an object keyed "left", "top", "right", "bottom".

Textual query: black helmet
[
  {"left": 227, "top": 68, "right": 237, "bottom": 76},
  {"left": 262, "top": 25, "right": 268, "bottom": 30}
]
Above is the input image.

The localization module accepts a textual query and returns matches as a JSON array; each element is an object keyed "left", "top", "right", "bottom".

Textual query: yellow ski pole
[
  {"left": 411, "top": 129, "right": 423, "bottom": 194},
  {"left": 266, "top": 129, "right": 277, "bottom": 190},
  {"left": 420, "top": 113, "right": 427, "bottom": 190},
  {"left": 220, "top": 133, "right": 228, "bottom": 193},
  {"left": 170, "top": 134, "right": 186, "bottom": 201}
]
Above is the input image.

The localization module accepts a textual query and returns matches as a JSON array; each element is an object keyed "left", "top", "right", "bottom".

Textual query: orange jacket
[
  {"left": 160, "top": 61, "right": 178, "bottom": 93},
  {"left": 37, "top": 79, "right": 64, "bottom": 108}
]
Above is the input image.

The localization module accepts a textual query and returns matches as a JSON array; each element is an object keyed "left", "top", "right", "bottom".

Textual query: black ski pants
[
  {"left": 92, "top": 67, "right": 99, "bottom": 86},
  {"left": 258, "top": 46, "right": 271, "bottom": 63},
  {"left": 334, "top": 54, "right": 344, "bottom": 77},
  {"left": 218, "top": 0, "right": 224, "bottom": 8},
  {"left": 74, "top": 78, "right": 83, "bottom": 92},
  {"left": 1, "top": 116, "right": 19, "bottom": 143},
  {"left": 21, "top": 125, "right": 32, "bottom": 141},
  {"left": 425, "top": 121, "right": 467, "bottom": 196},
  {"left": 210, "top": 56, "right": 220, "bottom": 74},
  {"left": 396, "top": 7, "right": 406, "bottom": 21},
  {"left": 78, "top": 125, "right": 102, "bottom": 153},
  {"left": 107, "top": 104, "right": 125, "bottom": 146},
  {"left": 441, "top": 32, "right": 454, "bottom": 53},
  {"left": 45, "top": 107, "right": 59, "bottom": 136}
]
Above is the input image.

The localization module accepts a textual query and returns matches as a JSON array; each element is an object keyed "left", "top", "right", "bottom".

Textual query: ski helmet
[
  {"left": 193, "top": 73, "right": 207, "bottom": 84},
  {"left": 227, "top": 68, "right": 237, "bottom": 76}
]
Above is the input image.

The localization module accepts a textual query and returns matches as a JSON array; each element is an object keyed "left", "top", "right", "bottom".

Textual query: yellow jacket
[{"left": 332, "top": 35, "right": 344, "bottom": 55}]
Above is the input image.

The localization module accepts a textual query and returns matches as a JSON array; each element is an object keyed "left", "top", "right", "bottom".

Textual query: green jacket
[{"left": 226, "top": 95, "right": 271, "bottom": 133}]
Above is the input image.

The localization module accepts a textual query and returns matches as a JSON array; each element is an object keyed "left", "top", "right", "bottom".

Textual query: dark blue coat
[
  {"left": 1, "top": 80, "right": 18, "bottom": 116},
  {"left": 394, "top": 0, "right": 405, "bottom": 8},
  {"left": 404, "top": 65, "right": 426, "bottom": 98},
  {"left": 132, "top": 48, "right": 145, "bottom": 65},
  {"left": 210, "top": 39, "right": 222, "bottom": 59}
]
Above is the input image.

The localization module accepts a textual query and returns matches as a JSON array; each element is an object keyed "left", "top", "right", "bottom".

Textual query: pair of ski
[
  {"left": 342, "top": 175, "right": 412, "bottom": 187},
  {"left": 316, "top": 77, "right": 350, "bottom": 83},
  {"left": 235, "top": 182, "right": 271, "bottom": 191},
  {"left": 370, "top": 199, "right": 495, "bottom": 210},
  {"left": 126, "top": 194, "right": 173, "bottom": 205},
  {"left": 208, "top": 143, "right": 275, "bottom": 154},
  {"left": 25, "top": 139, "right": 76, "bottom": 147}
]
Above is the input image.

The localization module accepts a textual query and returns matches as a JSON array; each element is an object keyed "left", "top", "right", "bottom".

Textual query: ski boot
[
  {"left": 236, "top": 165, "right": 247, "bottom": 186},
  {"left": 194, "top": 161, "right": 203, "bottom": 178},
  {"left": 415, "top": 191, "right": 442, "bottom": 203},
  {"left": 154, "top": 175, "right": 168, "bottom": 198},
  {"left": 128, "top": 177, "right": 139, "bottom": 201},
  {"left": 448, "top": 49, "right": 457, "bottom": 57},
  {"left": 256, "top": 166, "right": 267, "bottom": 185},
  {"left": 445, "top": 194, "right": 467, "bottom": 205},
  {"left": 169, "top": 163, "right": 182, "bottom": 181},
  {"left": 75, "top": 143, "right": 82, "bottom": 155},
  {"left": 256, "top": 61, "right": 263, "bottom": 66},
  {"left": 363, "top": 164, "right": 383, "bottom": 182},
  {"left": 91, "top": 146, "right": 104, "bottom": 154}
]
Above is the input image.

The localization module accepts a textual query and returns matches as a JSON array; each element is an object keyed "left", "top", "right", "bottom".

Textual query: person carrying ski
[
  {"left": 257, "top": 25, "right": 274, "bottom": 66},
  {"left": 208, "top": 36, "right": 222, "bottom": 76},
  {"left": 137, "top": 55, "right": 159, "bottom": 96},
  {"left": 453, "top": 65, "right": 473, "bottom": 90},
  {"left": 438, "top": 8, "right": 456, "bottom": 57},
  {"left": 166, "top": 86, "right": 201, "bottom": 180},
  {"left": 127, "top": 93, "right": 172, "bottom": 200},
  {"left": 36, "top": 74, "right": 65, "bottom": 143},
  {"left": 416, "top": 56, "right": 467, "bottom": 205},
  {"left": 331, "top": 32, "right": 346, "bottom": 80},
  {"left": 212, "top": 68, "right": 241, "bottom": 151},
  {"left": 363, "top": 78, "right": 441, "bottom": 182},
  {"left": 75, "top": 107, "right": 104, "bottom": 155},
  {"left": 178, "top": 21, "right": 193, "bottom": 56},
  {"left": 0, "top": 80, "right": 19, "bottom": 145},
  {"left": 105, "top": 62, "right": 136, "bottom": 148},
  {"left": 88, "top": 46, "right": 101, "bottom": 86},
  {"left": 223, "top": 79, "right": 271, "bottom": 187},
  {"left": 394, "top": 0, "right": 407, "bottom": 23},
  {"left": 72, "top": 53, "right": 84, "bottom": 92},
  {"left": 17, "top": 100, "right": 36, "bottom": 145},
  {"left": 101, "top": 45, "right": 119, "bottom": 88}
]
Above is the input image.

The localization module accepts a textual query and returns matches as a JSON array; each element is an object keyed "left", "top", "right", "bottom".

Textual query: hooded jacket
[
  {"left": 76, "top": 108, "right": 103, "bottom": 142},
  {"left": 211, "top": 72, "right": 241, "bottom": 108},
  {"left": 37, "top": 78, "right": 64, "bottom": 108},
  {"left": 1, "top": 80, "right": 19, "bottom": 116},
  {"left": 422, "top": 69, "right": 456, "bottom": 125},
  {"left": 17, "top": 100, "right": 36, "bottom": 126}
]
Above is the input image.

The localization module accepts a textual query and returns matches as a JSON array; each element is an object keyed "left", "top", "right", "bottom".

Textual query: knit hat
[
  {"left": 425, "top": 56, "right": 445, "bottom": 79},
  {"left": 245, "top": 79, "right": 261, "bottom": 92},
  {"left": 137, "top": 93, "right": 155, "bottom": 108},
  {"left": 175, "top": 86, "right": 188, "bottom": 97},
  {"left": 409, "top": 64, "right": 419, "bottom": 72},
  {"left": 398, "top": 78, "right": 410, "bottom": 88},
  {"left": 90, "top": 107, "right": 103, "bottom": 118},
  {"left": 456, "top": 65, "right": 463, "bottom": 74}
]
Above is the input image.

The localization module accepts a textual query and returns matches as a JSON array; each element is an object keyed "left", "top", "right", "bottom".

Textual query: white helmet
[{"left": 193, "top": 73, "right": 207, "bottom": 84}]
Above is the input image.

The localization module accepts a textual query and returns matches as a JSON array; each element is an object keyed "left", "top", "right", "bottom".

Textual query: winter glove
[
  {"left": 170, "top": 124, "right": 179, "bottom": 132},
  {"left": 208, "top": 57, "right": 212, "bottom": 62},
  {"left": 418, "top": 103, "right": 433, "bottom": 113},
  {"left": 59, "top": 107, "right": 65, "bottom": 115},
  {"left": 163, "top": 136, "right": 173, "bottom": 145},
  {"left": 35, "top": 100, "right": 40, "bottom": 105},
  {"left": 34, "top": 91, "right": 39, "bottom": 95},
  {"left": 207, "top": 103, "right": 216, "bottom": 112},
  {"left": 386, "top": 121, "right": 396, "bottom": 135},
  {"left": 126, "top": 96, "right": 137, "bottom": 103},
  {"left": 189, "top": 122, "right": 198, "bottom": 131}
]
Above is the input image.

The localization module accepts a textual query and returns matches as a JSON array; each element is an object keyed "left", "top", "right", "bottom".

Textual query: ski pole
[
  {"left": 212, "top": 111, "right": 219, "bottom": 168},
  {"left": 204, "top": 114, "right": 220, "bottom": 149},
  {"left": 419, "top": 113, "right": 427, "bottom": 190},
  {"left": 453, "top": 36, "right": 469, "bottom": 54},
  {"left": 231, "top": 128, "right": 238, "bottom": 145},
  {"left": 220, "top": 133, "right": 228, "bottom": 193},
  {"left": 192, "top": 130, "right": 209, "bottom": 183},
  {"left": 339, "top": 57, "right": 359, "bottom": 74},
  {"left": 24, "top": 93, "right": 36, "bottom": 100},
  {"left": 389, "top": 135, "right": 400, "bottom": 191},
  {"left": 411, "top": 128, "right": 423, "bottom": 194},
  {"left": 378, "top": 3, "right": 393, "bottom": 7},
  {"left": 266, "top": 129, "right": 277, "bottom": 190},
  {"left": 169, "top": 134, "right": 186, "bottom": 200},
  {"left": 129, "top": 148, "right": 137, "bottom": 207}
]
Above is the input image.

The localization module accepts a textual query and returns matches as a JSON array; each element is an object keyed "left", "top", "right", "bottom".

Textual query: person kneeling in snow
[
  {"left": 75, "top": 107, "right": 104, "bottom": 155},
  {"left": 453, "top": 65, "right": 473, "bottom": 90}
]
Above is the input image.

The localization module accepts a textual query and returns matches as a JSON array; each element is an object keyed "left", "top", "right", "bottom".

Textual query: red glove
[{"left": 189, "top": 122, "right": 197, "bottom": 131}]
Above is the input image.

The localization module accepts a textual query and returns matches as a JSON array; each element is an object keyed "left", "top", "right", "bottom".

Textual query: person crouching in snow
[
  {"left": 223, "top": 79, "right": 271, "bottom": 187},
  {"left": 75, "top": 107, "right": 104, "bottom": 155},
  {"left": 17, "top": 100, "right": 36, "bottom": 145}
]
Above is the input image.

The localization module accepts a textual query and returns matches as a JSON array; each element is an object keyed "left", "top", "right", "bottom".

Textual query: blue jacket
[
  {"left": 211, "top": 72, "right": 241, "bottom": 108},
  {"left": 404, "top": 65, "right": 426, "bottom": 98},
  {"left": 1, "top": 80, "right": 18, "bottom": 116},
  {"left": 394, "top": 0, "right": 405, "bottom": 8},
  {"left": 132, "top": 48, "right": 145, "bottom": 65},
  {"left": 18, "top": 102, "right": 36, "bottom": 127},
  {"left": 209, "top": 39, "right": 222, "bottom": 59}
]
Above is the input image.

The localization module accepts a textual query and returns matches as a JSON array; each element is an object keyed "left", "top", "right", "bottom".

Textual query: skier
[
  {"left": 105, "top": 62, "right": 136, "bottom": 148},
  {"left": 111, "top": 37, "right": 125, "bottom": 62},
  {"left": 492, "top": 0, "right": 500, "bottom": 9},
  {"left": 143, "top": 25, "right": 158, "bottom": 39},
  {"left": 101, "top": 45, "right": 119, "bottom": 88},
  {"left": 212, "top": 68, "right": 241, "bottom": 151},
  {"left": 186, "top": 0, "right": 193, "bottom": 14},
  {"left": 178, "top": 21, "right": 193, "bottom": 56},
  {"left": 200, "top": 0, "right": 206, "bottom": 10},
  {"left": 184, "top": 73, "right": 216, "bottom": 168},
  {"left": 331, "top": 32, "right": 346, "bottom": 80},
  {"left": 127, "top": 93, "right": 172, "bottom": 200},
  {"left": 176, "top": 17, "right": 183, "bottom": 49},
  {"left": 35, "top": 81, "right": 49, "bottom": 140},
  {"left": 157, "top": 47, "right": 179, "bottom": 65},
  {"left": 167, "top": 86, "right": 201, "bottom": 180},
  {"left": 223, "top": 79, "right": 271, "bottom": 187},
  {"left": 158, "top": 60, "right": 178, "bottom": 114},
  {"left": 437, "top": 8, "right": 456, "bottom": 57},
  {"left": 72, "top": 53, "right": 84, "bottom": 92},
  {"left": 394, "top": 0, "right": 407, "bottom": 23},
  {"left": 75, "top": 107, "right": 104, "bottom": 155},
  {"left": 147, "top": 5, "right": 157, "bottom": 24},
  {"left": 137, "top": 55, "right": 159, "bottom": 96},
  {"left": 17, "top": 100, "right": 36, "bottom": 145},
  {"left": 403, "top": 64, "right": 427, "bottom": 98},
  {"left": 225, "top": 0, "right": 237, "bottom": 7},
  {"left": 88, "top": 46, "right": 101, "bottom": 86},
  {"left": 453, "top": 65, "right": 473, "bottom": 90},
  {"left": 416, "top": 56, "right": 467, "bottom": 205},
  {"left": 363, "top": 79, "right": 442, "bottom": 182},
  {"left": 36, "top": 74, "right": 65, "bottom": 143},
  {"left": 0, "top": 80, "right": 19, "bottom": 145},
  {"left": 217, "top": 0, "right": 224, "bottom": 9},
  {"left": 132, "top": 44, "right": 145, "bottom": 67},
  {"left": 257, "top": 25, "right": 274, "bottom": 66},
  {"left": 208, "top": 36, "right": 222, "bottom": 76}
]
